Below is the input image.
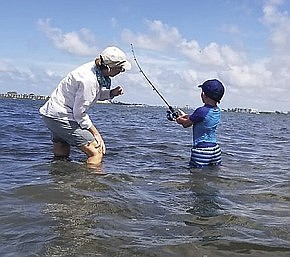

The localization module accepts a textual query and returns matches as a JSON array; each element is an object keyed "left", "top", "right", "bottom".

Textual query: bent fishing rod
[{"left": 130, "top": 44, "right": 180, "bottom": 121}]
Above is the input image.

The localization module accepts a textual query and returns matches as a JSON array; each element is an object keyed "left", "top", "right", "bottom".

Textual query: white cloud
[
  {"left": 37, "top": 19, "right": 99, "bottom": 56},
  {"left": 0, "top": 58, "right": 64, "bottom": 95},
  {"left": 0, "top": 60, "right": 16, "bottom": 72},
  {"left": 3, "top": 4, "right": 289, "bottom": 112},
  {"left": 220, "top": 24, "right": 240, "bottom": 35},
  {"left": 121, "top": 11, "right": 290, "bottom": 111},
  {"left": 111, "top": 17, "right": 117, "bottom": 28},
  {"left": 123, "top": 20, "right": 183, "bottom": 51},
  {"left": 260, "top": 0, "right": 290, "bottom": 94},
  {"left": 261, "top": 0, "right": 290, "bottom": 52},
  {"left": 124, "top": 19, "right": 247, "bottom": 70}
]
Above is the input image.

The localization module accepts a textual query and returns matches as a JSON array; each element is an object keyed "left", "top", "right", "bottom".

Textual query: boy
[{"left": 176, "top": 79, "right": 225, "bottom": 168}]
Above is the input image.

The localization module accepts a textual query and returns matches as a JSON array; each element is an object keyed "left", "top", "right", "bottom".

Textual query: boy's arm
[{"left": 176, "top": 115, "right": 193, "bottom": 128}]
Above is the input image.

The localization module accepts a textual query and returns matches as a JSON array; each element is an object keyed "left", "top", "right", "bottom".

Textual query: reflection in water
[
  {"left": 50, "top": 159, "right": 104, "bottom": 175},
  {"left": 2, "top": 99, "right": 290, "bottom": 256},
  {"left": 185, "top": 168, "right": 225, "bottom": 242},
  {"left": 43, "top": 161, "right": 107, "bottom": 256},
  {"left": 187, "top": 168, "right": 223, "bottom": 217}
]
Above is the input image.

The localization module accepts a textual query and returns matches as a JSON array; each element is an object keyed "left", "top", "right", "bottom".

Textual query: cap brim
[{"left": 122, "top": 60, "right": 131, "bottom": 71}]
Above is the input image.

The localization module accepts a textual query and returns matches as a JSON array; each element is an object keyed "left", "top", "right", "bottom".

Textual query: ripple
[{"left": 1, "top": 101, "right": 290, "bottom": 256}]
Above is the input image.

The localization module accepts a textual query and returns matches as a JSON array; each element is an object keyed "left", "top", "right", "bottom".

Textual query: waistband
[{"left": 193, "top": 142, "right": 217, "bottom": 148}]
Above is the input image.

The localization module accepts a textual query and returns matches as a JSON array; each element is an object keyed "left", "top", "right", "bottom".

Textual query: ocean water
[{"left": 0, "top": 98, "right": 289, "bottom": 257}]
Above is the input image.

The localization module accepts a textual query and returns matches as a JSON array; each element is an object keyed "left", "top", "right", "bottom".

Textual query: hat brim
[
  {"left": 105, "top": 60, "right": 131, "bottom": 70},
  {"left": 121, "top": 60, "right": 131, "bottom": 71}
]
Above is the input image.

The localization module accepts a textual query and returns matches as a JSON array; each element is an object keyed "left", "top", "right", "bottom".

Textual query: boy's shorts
[
  {"left": 41, "top": 115, "right": 95, "bottom": 147},
  {"left": 190, "top": 144, "right": 222, "bottom": 168}
]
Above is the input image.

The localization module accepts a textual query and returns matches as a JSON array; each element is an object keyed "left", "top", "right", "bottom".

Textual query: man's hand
[
  {"left": 94, "top": 133, "right": 106, "bottom": 154},
  {"left": 88, "top": 124, "right": 106, "bottom": 154},
  {"left": 110, "top": 86, "right": 124, "bottom": 98}
]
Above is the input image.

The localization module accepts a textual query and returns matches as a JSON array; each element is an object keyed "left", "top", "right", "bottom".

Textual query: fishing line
[{"left": 130, "top": 44, "right": 179, "bottom": 120}]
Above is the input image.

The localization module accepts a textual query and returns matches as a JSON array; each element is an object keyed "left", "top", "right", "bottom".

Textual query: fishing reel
[
  {"left": 166, "top": 110, "right": 179, "bottom": 121},
  {"left": 166, "top": 108, "right": 186, "bottom": 121}
]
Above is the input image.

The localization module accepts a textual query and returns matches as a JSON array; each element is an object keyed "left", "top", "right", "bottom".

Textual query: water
[{"left": 0, "top": 98, "right": 289, "bottom": 257}]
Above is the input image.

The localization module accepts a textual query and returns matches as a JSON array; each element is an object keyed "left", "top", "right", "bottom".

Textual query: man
[{"left": 39, "top": 46, "right": 131, "bottom": 166}]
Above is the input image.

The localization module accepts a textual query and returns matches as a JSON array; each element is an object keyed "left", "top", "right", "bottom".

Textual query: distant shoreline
[
  {"left": 0, "top": 92, "right": 48, "bottom": 101},
  {"left": 0, "top": 92, "right": 288, "bottom": 114},
  {"left": 0, "top": 93, "right": 146, "bottom": 107}
]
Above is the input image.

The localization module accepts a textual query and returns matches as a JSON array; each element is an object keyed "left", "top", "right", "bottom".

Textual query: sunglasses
[{"left": 112, "top": 66, "right": 125, "bottom": 72}]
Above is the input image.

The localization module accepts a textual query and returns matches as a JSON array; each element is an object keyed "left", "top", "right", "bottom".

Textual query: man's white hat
[{"left": 100, "top": 46, "right": 131, "bottom": 70}]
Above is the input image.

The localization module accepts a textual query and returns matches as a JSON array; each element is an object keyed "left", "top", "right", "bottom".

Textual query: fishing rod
[{"left": 130, "top": 44, "right": 179, "bottom": 121}]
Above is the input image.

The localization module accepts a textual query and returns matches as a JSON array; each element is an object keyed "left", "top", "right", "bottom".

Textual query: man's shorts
[
  {"left": 41, "top": 116, "right": 95, "bottom": 147},
  {"left": 190, "top": 144, "right": 222, "bottom": 168}
]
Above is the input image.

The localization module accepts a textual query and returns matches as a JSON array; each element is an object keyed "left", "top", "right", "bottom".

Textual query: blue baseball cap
[{"left": 198, "top": 79, "right": 225, "bottom": 102}]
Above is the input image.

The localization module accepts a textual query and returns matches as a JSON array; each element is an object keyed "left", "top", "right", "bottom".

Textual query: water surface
[{"left": 0, "top": 99, "right": 289, "bottom": 257}]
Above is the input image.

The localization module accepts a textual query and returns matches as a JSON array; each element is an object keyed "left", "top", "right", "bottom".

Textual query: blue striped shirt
[{"left": 189, "top": 104, "right": 221, "bottom": 147}]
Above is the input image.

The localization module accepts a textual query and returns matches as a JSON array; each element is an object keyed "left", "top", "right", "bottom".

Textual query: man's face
[{"left": 102, "top": 66, "right": 124, "bottom": 77}]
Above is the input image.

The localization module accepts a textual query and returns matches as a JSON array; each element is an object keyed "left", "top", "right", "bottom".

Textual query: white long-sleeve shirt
[{"left": 39, "top": 61, "right": 111, "bottom": 129}]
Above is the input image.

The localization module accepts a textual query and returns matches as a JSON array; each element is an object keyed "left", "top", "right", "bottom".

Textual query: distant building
[
  {"left": 0, "top": 91, "right": 49, "bottom": 100},
  {"left": 224, "top": 108, "right": 260, "bottom": 113}
]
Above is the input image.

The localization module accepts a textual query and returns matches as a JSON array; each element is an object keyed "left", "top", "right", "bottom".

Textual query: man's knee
[{"left": 82, "top": 141, "right": 103, "bottom": 165}]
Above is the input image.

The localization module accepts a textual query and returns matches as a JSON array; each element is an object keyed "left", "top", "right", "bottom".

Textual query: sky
[{"left": 1, "top": 0, "right": 290, "bottom": 112}]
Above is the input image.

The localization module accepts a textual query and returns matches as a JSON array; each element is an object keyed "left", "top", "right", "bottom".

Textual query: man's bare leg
[
  {"left": 81, "top": 140, "right": 104, "bottom": 166},
  {"left": 53, "top": 142, "right": 70, "bottom": 160}
]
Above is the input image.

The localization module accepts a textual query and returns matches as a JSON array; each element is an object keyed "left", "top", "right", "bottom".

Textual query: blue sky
[{"left": 1, "top": 0, "right": 290, "bottom": 112}]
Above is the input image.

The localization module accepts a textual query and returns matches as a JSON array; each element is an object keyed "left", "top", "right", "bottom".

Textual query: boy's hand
[
  {"left": 176, "top": 115, "right": 193, "bottom": 128},
  {"left": 167, "top": 109, "right": 187, "bottom": 121},
  {"left": 178, "top": 109, "right": 186, "bottom": 116}
]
